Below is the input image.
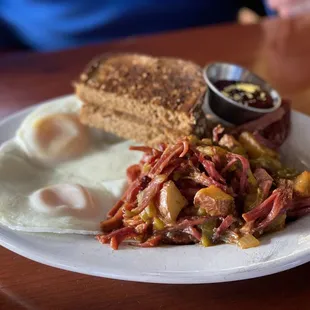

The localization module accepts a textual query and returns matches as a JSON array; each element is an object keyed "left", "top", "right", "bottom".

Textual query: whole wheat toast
[{"left": 75, "top": 53, "right": 208, "bottom": 144}]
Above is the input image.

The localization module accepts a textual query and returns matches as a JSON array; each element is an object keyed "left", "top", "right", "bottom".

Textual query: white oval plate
[{"left": 1, "top": 94, "right": 310, "bottom": 284}]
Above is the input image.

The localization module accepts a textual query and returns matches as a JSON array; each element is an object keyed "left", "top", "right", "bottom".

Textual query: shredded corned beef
[
  {"left": 166, "top": 217, "right": 211, "bottom": 231},
  {"left": 227, "top": 153, "right": 250, "bottom": 194},
  {"left": 97, "top": 227, "right": 138, "bottom": 250},
  {"left": 131, "top": 174, "right": 168, "bottom": 214},
  {"left": 126, "top": 164, "right": 141, "bottom": 184},
  {"left": 290, "top": 197, "right": 310, "bottom": 210},
  {"left": 179, "top": 139, "right": 190, "bottom": 158},
  {"left": 183, "top": 226, "right": 202, "bottom": 241},
  {"left": 195, "top": 151, "right": 226, "bottom": 183},
  {"left": 242, "top": 181, "right": 293, "bottom": 233},
  {"left": 288, "top": 207, "right": 310, "bottom": 218},
  {"left": 253, "top": 132, "right": 279, "bottom": 150},
  {"left": 149, "top": 143, "right": 184, "bottom": 176},
  {"left": 261, "top": 100, "right": 291, "bottom": 148},
  {"left": 232, "top": 100, "right": 290, "bottom": 148},
  {"left": 98, "top": 106, "right": 310, "bottom": 249},
  {"left": 188, "top": 169, "right": 228, "bottom": 193},
  {"left": 287, "top": 197, "right": 310, "bottom": 217},
  {"left": 129, "top": 145, "right": 158, "bottom": 154},
  {"left": 137, "top": 235, "right": 163, "bottom": 247},
  {"left": 100, "top": 207, "right": 124, "bottom": 232},
  {"left": 254, "top": 168, "right": 273, "bottom": 199},
  {"left": 242, "top": 192, "right": 277, "bottom": 223},
  {"left": 213, "top": 215, "right": 236, "bottom": 240}
]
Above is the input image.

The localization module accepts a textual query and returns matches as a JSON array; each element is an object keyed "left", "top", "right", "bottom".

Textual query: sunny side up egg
[{"left": 0, "top": 97, "right": 141, "bottom": 234}]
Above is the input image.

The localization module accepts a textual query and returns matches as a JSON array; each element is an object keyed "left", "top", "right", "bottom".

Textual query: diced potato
[
  {"left": 218, "top": 134, "right": 247, "bottom": 155},
  {"left": 294, "top": 171, "right": 310, "bottom": 197},
  {"left": 159, "top": 181, "right": 188, "bottom": 223},
  {"left": 199, "top": 138, "right": 213, "bottom": 146},
  {"left": 140, "top": 201, "right": 157, "bottom": 221},
  {"left": 231, "top": 146, "right": 247, "bottom": 156},
  {"left": 237, "top": 234, "right": 260, "bottom": 249},
  {"left": 196, "top": 185, "right": 233, "bottom": 201},
  {"left": 219, "top": 134, "right": 241, "bottom": 150},
  {"left": 196, "top": 146, "right": 227, "bottom": 158},
  {"left": 239, "top": 132, "right": 279, "bottom": 159},
  {"left": 140, "top": 210, "right": 150, "bottom": 222},
  {"left": 194, "top": 185, "right": 234, "bottom": 217}
]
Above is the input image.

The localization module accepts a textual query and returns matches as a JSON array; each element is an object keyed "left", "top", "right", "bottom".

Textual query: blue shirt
[{"left": 0, "top": 0, "right": 244, "bottom": 51}]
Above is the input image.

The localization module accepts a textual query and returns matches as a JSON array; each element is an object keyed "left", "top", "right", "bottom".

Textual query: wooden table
[{"left": 1, "top": 15, "right": 310, "bottom": 310}]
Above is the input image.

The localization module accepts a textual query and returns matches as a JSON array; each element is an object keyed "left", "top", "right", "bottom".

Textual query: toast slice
[{"left": 75, "top": 53, "right": 208, "bottom": 144}]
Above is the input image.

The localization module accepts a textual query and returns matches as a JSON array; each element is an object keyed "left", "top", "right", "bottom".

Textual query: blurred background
[{"left": 0, "top": 0, "right": 309, "bottom": 52}]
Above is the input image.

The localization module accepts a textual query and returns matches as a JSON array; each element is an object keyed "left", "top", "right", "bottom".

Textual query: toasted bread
[{"left": 75, "top": 53, "right": 208, "bottom": 144}]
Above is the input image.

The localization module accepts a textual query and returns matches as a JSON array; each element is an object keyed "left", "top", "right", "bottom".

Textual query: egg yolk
[
  {"left": 29, "top": 184, "right": 98, "bottom": 218},
  {"left": 32, "top": 114, "right": 90, "bottom": 162}
]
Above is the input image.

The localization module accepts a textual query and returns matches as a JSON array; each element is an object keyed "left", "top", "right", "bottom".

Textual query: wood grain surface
[{"left": 1, "top": 15, "right": 310, "bottom": 310}]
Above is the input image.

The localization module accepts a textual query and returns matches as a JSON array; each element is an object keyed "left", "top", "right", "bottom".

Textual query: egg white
[{"left": 0, "top": 98, "right": 142, "bottom": 234}]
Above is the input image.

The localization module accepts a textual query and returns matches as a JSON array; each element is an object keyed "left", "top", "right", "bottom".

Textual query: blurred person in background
[
  {"left": 0, "top": 0, "right": 309, "bottom": 52},
  {"left": 268, "top": 0, "right": 310, "bottom": 17}
]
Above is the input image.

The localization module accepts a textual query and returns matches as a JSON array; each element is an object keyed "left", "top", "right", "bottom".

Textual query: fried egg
[
  {"left": 0, "top": 97, "right": 141, "bottom": 234},
  {"left": 16, "top": 99, "right": 91, "bottom": 164}
]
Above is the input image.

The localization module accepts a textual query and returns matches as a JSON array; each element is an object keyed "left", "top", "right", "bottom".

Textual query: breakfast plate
[{"left": 1, "top": 94, "right": 310, "bottom": 284}]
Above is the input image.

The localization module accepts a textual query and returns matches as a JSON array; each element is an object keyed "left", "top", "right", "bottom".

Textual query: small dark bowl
[{"left": 203, "top": 63, "right": 282, "bottom": 125}]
